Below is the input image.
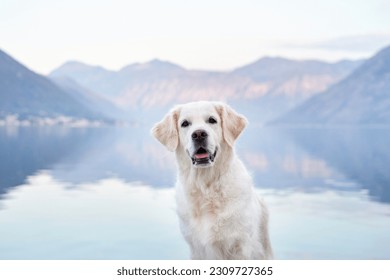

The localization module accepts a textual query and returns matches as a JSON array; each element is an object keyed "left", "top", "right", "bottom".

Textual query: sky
[{"left": 1, "top": 0, "right": 390, "bottom": 74}]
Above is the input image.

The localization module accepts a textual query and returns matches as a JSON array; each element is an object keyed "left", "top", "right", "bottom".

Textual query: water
[{"left": 0, "top": 125, "right": 390, "bottom": 259}]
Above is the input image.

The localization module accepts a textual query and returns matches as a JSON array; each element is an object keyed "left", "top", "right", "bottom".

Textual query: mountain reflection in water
[{"left": 0, "top": 126, "right": 389, "bottom": 259}]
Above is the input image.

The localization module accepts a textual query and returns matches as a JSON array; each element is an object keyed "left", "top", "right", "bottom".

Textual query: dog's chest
[
  {"left": 185, "top": 186, "right": 232, "bottom": 239},
  {"left": 189, "top": 184, "right": 224, "bottom": 214}
]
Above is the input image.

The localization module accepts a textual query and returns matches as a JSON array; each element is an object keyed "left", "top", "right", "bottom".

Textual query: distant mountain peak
[
  {"left": 271, "top": 44, "right": 390, "bottom": 125},
  {"left": 120, "top": 59, "right": 184, "bottom": 72},
  {"left": 233, "top": 55, "right": 362, "bottom": 83},
  {"left": 47, "top": 51, "right": 363, "bottom": 123},
  {"left": 59, "top": 60, "right": 90, "bottom": 68},
  {"left": 256, "top": 56, "right": 292, "bottom": 62},
  {"left": 376, "top": 45, "right": 390, "bottom": 56},
  {"left": 0, "top": 49, "right": 105, "bottom": 120},
  {"left": 149, "top": 58, "right": 170, "bottom": 65},
  {"left": 52, "top": 60, "right": 111, "bottom": 74}
]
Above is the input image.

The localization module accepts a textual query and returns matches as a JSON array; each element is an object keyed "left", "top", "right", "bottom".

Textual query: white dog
[{"left": 152, "top": 101, "right": 273, "bottom": 259}]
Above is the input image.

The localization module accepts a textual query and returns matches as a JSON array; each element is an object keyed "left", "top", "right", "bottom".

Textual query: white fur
[{"left": 152, "top": 101, "right": 273, "bottom": 260}]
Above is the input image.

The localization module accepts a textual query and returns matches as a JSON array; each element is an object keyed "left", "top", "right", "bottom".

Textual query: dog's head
[{"left": 152, "top": 101, "right": 247, "bottom": 168}]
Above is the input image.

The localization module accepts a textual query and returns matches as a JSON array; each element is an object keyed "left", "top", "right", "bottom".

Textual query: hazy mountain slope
[
  {"left": 233, "top": 57, "right": 360, "bottom": 82},
  {"left": 50, "top": 60, "right": 267, "bottom": 106},
  {"left": 50, "top": 57, "right": 362, "bottom": 123},
  {"left": 0, "top": 49, "right": 103, "bottom": 120},
  {"left": 271, "top": 46, "right": 390, "bottom": 125},
  {"left": 50, "top": 61, "right": 119, "bottom": 96},
  {"left": 51, "top": 76, "right": 129, "bottom": 120},
  {"left": 233, "top": 57, "right": 362, "bottom": 99}
]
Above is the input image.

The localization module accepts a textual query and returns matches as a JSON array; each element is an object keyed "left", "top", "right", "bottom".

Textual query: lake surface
[{"left": 0, "top": 125, "right": 390, "bottom": 259}]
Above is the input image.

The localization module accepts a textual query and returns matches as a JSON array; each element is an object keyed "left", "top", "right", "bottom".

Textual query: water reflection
[
  {"left": 2, "top": 126, "right": 390, "bottom": 202},
  {"left": 0, "top": 127, "right": 95, "bottom": 195},
  {"left": 0, "top": 126, "right": 390, "bottom": 259},
  {"left": 1, "top": 172, "right": 389, "bottom": 259},
  {"left": 266, "top": 189, "right": 390, "bottom": 259},
  {"left": 0, "top": 126, "right": 175, "bottom": 197},
  {"left": 237, "top": 128, "right": 360, "bottom": 193},
  {"left": 283, "top": 128, "right": 390, "bottom": 203},
  {"left": 0, "top": 172, "right": 187, "bottom": 259}
]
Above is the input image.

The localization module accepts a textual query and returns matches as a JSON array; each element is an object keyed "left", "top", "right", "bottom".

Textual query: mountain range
[
  {"left": 0, "top": 49, "right": 121, "bottom": 124},
  {"left": 272, "top": 45, "right": 390, "bottom": 125},
  {"left": 50, "top": 57, "right": 361, "bottom": 123},
  {"left": 3, "top": 45, "right": 390, "bottom": 126}
]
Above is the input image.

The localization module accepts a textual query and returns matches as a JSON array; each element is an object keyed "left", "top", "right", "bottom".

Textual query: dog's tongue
[{"left": 194, "top": 153, "right": 209, "bottom": 159}]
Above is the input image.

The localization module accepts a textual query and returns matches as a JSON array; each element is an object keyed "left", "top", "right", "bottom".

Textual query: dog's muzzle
[
  {"left": 188, "top": 129, "right": 217, "bottom": 167},
  {"left": 190, "top": 146, "right": 217, "bottom": 167}
]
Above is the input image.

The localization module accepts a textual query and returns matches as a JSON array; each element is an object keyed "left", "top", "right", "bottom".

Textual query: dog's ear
[
  {"left": 151, "top": 108, "right": 180, "bottom": 152},
  {"left": 215, "top": 103, "right": 247, "bottom": 147}
]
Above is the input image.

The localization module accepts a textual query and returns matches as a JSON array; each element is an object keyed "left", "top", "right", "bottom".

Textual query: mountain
[
  {"left": 49, "top": 61, "right": 118, "bottom": 96},
  {"left": 50, "top": 76, "right": 128, "bottom": 120},
  {"left": 271, "top": 45, "right": 390, "bottom": 125},
  {"left": 232, "top": 57, "right": 362, "bottom": 122},
  {"left": 0, "top": 49, "right": 108, "bottom": 122},
  {"left": 50, "top": 60, "right": 268, "bottom": 118},
  {"left": 233, "top": 57, "right": 361, "bottom": 99},
  {"left": 50, "top": 57, "right": 362, "bottom": 123}
]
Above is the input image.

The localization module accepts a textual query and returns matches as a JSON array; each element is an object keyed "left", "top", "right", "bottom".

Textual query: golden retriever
[{"left": 152, "top": 101, "right": 273, "bottom": 259}]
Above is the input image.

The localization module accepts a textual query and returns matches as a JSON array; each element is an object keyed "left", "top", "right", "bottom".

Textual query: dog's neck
[{"left": 175, "top": 144, "right": 234, "bottom": 194}]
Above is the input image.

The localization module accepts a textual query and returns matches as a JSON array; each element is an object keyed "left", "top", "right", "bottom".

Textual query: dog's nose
[{"left": 192, "top": 129, "right": 208, "bottom": 141}]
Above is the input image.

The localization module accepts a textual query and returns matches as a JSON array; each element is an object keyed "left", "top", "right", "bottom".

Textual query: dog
[{"left": 152, "top": 101, "right": 273, "bottom": 259}]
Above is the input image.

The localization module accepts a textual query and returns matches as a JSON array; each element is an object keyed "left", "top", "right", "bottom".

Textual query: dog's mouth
[{"left": 191, "top": 147, "right": 217, "bottom": 166}]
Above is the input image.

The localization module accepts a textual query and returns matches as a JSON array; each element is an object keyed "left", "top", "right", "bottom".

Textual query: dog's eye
[
  {"left": 208, "top": 117, "right": 217, "bottom": 124},
  {"left": 181, "top": 120, "right": 190, "bottom": 127}
]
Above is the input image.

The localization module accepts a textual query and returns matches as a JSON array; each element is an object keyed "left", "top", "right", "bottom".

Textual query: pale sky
[{"left": 1, "top": 0, "right": 390, "bottom": 74}]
